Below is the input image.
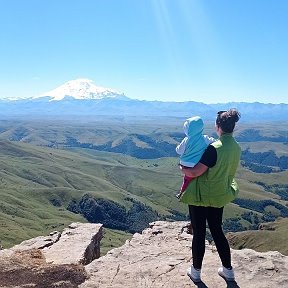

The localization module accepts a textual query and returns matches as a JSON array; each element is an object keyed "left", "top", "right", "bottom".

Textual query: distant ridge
[{"left": 1, "top": 79, "right": 288, "bottom": 121}]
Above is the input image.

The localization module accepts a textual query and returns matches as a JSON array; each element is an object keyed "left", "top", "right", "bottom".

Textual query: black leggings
[{"left": 188, "top": 205, "right": 232, "bottom": 269}]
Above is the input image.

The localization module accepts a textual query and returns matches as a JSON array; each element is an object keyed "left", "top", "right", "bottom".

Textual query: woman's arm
[
  {"left": 180, "top": 162, "right": 208, "bottom": 178},
  {"left": 180, "top": 144, "right": 217, "bottom": 178}
]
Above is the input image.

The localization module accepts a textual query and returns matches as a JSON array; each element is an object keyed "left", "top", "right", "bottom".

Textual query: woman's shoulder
[
  {"left": 200, "top": 145, "right": 217, "bottom": 167},
  {"left": 211, "top": 139, "right": 222, "bottom": 148}
]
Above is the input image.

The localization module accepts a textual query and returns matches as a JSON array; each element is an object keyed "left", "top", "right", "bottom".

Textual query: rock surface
[
  {"left": 81, "top": 221, "right": 288, "bottom": 288},
  {"left": 10, "top": 231, "right": 61, "bottom": 251},
  {"left": 43, "top": 222, "right": 103, "bottom": 265},
  {"left": 1, "top": 221, "right": 288, "bottom": 287},
  {"left": 10, "top": 222, "right": 103, "bottom": 266},
  {"left": 0, "top": 249, "right": 87, "bottom": 288},
  {"left": 0, "top": 222, "right": 102, "bottom": 287}
]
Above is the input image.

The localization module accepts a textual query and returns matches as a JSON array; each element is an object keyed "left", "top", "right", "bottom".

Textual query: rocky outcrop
[
  {"left": 10, "top": 230, "right": 61, "bottom": 251},
  {"left": 81, "top": 221, "right": 288, "bottom": 288},
  {"left": 43, "top": 222, "right": 103, "bottom": 265},
  {"left": 0, "top": 222, "right": 102, "bottom": 288},
  {"left": 10, "top": 222, "right": 103, "bottom": 265},
  {"left": 1, "top": 221, "right": 288, "bottom": 288}
]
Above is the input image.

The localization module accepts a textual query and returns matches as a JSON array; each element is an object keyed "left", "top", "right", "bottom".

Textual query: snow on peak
[{"left": 36, "top": 79, "right": 126, "bottom": 101}]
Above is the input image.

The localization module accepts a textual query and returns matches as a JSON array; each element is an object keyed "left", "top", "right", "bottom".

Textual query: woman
[{"left": 179, "top": 109, "right": 241, "bottom": 283}]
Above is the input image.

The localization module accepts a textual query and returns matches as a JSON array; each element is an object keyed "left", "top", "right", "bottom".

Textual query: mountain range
[{"left": 1, "top": 79, "right": 288, "bottom": 121}]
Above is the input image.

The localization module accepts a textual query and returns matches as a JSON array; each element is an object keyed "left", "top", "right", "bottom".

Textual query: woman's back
[{"left": 180, "top": 133, "right": 241, "bottom": 207}]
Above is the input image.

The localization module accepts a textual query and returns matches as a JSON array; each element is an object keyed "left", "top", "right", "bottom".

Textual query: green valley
[{"left": 0, "top": 118, "right": 287, "bottom": 256}]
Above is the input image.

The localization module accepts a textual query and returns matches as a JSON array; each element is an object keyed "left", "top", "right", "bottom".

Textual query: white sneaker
[
  {"left": 187, "top": 266, "right": 201, "bottom": 283},
  {"left": 218, "top": 266, "right": 235, "bottom": 281}
]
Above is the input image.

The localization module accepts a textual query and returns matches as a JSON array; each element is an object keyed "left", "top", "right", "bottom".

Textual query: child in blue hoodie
[{"left": 176, "top": 116, "right": 215, "bottom": 198}]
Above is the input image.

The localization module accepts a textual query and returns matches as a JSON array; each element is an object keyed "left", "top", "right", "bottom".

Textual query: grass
[
  {"left": 0, "top": 140, "right": 184, "bottom": 248},
  {"left": 0, "top": 118, "right": 287, "bottom": 254},
  {"left": 0, "top": 188, "right": 86, "bottom": 248},
  {"left": 240, "top": 142, "right": 288, "bottom": 157},
  {"left": 100, "top": 228, "right": 132, "bottom": 256},
  {"left": 228, "top": 218, "right": 288, "bottom": 256}
]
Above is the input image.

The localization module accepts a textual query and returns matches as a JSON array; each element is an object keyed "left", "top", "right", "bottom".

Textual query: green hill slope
[
  {"left": 227, "top": 218, "right": 288, "bottom": 256},
  {"left": 0, "top": 138, "right": 287, "bottom": 253},
  {"left": 0, "top": 140, "right": 184, "bottom": 247}
]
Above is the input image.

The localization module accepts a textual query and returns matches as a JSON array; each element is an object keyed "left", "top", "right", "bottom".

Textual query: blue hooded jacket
[{"left": 176, "top": 116, "right": 213, "bottom": 167}]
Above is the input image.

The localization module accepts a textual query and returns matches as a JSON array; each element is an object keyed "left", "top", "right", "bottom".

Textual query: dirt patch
[{"left": 0, "top": 249, "right": 87, "bottom": 288}]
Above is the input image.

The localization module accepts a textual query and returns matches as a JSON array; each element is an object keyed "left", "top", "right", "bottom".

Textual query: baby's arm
[{"left": 176, "top": 137, "right": 188, "bottom": 155}]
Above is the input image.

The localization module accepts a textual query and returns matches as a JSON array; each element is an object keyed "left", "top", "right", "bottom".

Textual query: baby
[{"left": 176, "top": 116, "right": 215, "bottom": 198}]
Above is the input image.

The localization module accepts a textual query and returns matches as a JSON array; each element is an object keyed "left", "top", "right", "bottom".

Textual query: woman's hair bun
[
  {"left": 227, "top": 108, "right": 241, "bottom": 123},
  {"left": 216, "top": 108, "right": 240, "bottom": 133}
]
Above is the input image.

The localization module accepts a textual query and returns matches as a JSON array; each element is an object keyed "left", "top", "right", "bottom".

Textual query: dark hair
[{"left": 216, "top": 108, "right": 240, "bottom": 133}]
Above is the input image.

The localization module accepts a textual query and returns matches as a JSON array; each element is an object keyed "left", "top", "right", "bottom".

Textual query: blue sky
[{"left": 0, "top": 0, "right": 287, "bottom": 103}]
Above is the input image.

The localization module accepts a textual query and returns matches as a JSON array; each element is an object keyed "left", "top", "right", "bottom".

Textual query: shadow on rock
[
  {"left": 226, "top": 280, "right": 240, "bottom": 288},
  {"left": 194, "top": 281, "right": 209, "bottom": 288}
]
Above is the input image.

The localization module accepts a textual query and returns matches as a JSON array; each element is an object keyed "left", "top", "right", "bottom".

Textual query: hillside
[
  {"left": 0, "top": 118, "right": 287, "bottom": 253},
  {"left": 0, "top": 139, "right": 185, "bottom": 248},
  {"left": 0, "top": 118, "right": 287, "bottom": 161},
  {"left": 227, "top": 218, "right": 288, "bottom": 255}
]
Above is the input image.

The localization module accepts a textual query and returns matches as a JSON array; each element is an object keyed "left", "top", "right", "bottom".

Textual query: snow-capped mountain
[
  {"left": 1, "top": 78, "right": 288, "bottom": 121},
  {"left": 34, "top": 79, "right": 128, "bottom": 101}
]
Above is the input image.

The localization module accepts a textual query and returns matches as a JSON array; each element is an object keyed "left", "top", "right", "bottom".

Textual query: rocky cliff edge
[{"left": 1, "top": 221, "right": 288, "bottom": 288}]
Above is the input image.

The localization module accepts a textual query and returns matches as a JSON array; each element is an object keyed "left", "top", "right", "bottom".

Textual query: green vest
[{"left": 180, "top": 134, "right": 241, "bottom": 207}]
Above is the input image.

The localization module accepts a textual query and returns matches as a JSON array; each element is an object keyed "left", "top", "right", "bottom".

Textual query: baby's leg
[
  {"left": 181, "top": 175, "right": 194, "bottom": 192},
  {"left": 176, "top": 175, "right": 193, "bottom": 199}
]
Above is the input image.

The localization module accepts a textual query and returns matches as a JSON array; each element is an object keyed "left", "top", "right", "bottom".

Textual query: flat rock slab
[
  {"left": 43, "top": 222, "right": 103, "bottom": 265},
  {"left": 11, "top": 231, "right": 61, "bottom": 251},
  {"left": 80, "top": 221, "right": 288, "bottom": 288}
]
